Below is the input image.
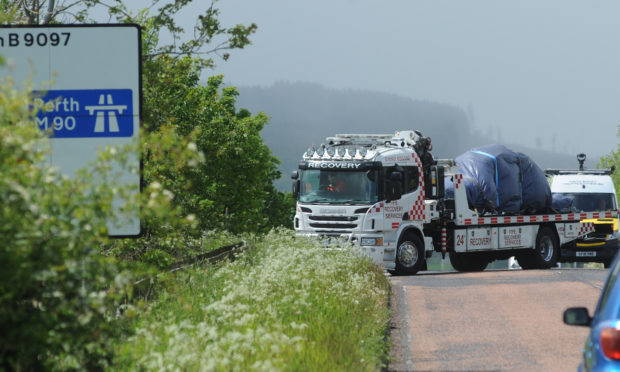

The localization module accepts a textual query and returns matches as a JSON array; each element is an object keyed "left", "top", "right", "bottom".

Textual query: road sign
[{"left": 0, "top": 25, "right": 141, "bottom": 236}]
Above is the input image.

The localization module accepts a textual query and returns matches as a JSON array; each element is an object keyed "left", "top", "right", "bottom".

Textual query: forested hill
[{"left": 234, "top": 82, "right": 578, "bottom": 191}]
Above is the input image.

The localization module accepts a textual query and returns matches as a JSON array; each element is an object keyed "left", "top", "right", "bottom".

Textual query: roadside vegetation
[
  {"left": 115, "top": 230, "right": 391, "bottom": 371},
  {"left": 1, "top": 1, "right": 392, "bottom": 371}
]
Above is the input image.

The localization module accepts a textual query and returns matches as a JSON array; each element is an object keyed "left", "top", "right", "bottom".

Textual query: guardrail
[
  {"left": 132, "top": 241, "right": 246, "bottom": 300},
  {"left": 169, "top": 241, "right": 246, "bottom": 273}
]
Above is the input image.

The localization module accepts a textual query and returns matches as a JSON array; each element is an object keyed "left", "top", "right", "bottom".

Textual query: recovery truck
[
  {"left": 546, "top": 154, "right": 619, "bottom": 268},
  {"left": 291, "top": 130, "right": 618, "bottom": 275}
]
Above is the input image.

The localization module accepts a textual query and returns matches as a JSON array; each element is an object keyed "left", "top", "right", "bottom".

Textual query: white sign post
[{"left": 0, "top": 25, "right": 141, "bottom": 236}]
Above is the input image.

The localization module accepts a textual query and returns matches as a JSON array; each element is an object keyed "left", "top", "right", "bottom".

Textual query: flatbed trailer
[{"left": 428, "top": 172, "right": 611, "bottom": 271}]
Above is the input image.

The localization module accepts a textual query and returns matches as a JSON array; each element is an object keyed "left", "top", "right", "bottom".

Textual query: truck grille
[
  {"left": 309, "top": 216, "right": 358, "bottom": 222},
  {"left": 307, "top": 215, "right": 359, "bottom": 232}
]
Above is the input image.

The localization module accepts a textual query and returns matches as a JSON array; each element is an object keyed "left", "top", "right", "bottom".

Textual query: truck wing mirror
[
  {"left": 291, "top": 171, "right": 300, "bottom": 199},
  {"left": 292, "top": 180, "right": 300, "bottom": 199}
]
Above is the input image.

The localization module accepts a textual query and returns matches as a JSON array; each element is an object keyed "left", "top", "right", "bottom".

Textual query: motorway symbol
[{"left": 86, "top": 94, "right": 128, "bottom": 133}]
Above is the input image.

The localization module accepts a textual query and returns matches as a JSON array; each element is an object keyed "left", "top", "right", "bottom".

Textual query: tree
[
  {"left": 600, "top": 125, "right": 620, "bottom": 200},
  {"left": 123, "top": 4, "right": 293, "bottom": 235},
  {"left": 141, "top": 57, "right": 291, "bottom": 235},
  {"left": 3, "top": 0, "right": 258, "bottom": 68},
  {"left": 7, "top": 0, "right": 64, "bottom": 24}
]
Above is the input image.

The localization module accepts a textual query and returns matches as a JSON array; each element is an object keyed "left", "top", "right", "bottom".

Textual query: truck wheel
[
  {"left": 449, "top": 252, "right": 488, "bottom": 272},
  {"left": 395, "top": 233, "right": 425, "bottom": 275},
  {"left": 532, "top": 227, "right": 559, "bottom": 269}
]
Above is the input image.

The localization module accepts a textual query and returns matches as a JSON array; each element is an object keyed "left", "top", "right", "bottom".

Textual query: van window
[{"left": 553, "top": 192, "right": 616, "bottom": 212}]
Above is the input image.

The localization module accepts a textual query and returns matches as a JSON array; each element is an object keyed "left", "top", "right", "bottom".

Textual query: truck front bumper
[{"left": 296, "top": 232, "right": 387, "bottom": 267}]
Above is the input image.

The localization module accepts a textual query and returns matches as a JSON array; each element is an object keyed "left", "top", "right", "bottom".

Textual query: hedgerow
[
  {"left": 115, "top": 229, "right": 391, "bottom": 371},
  {"left": 0, "top": 76, "right": 134, "bottom": 371}
]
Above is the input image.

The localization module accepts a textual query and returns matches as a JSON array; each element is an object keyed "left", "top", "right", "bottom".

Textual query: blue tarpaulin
[
  {"left": 445, "top": 144, "right": 551, "bottom": 214},
  {"left": 518, "top": 152, "right": 552, "bottom": 212}
]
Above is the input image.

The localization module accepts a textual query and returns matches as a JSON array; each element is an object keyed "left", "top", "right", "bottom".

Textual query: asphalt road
[{"left": 387, "top": 268, "right": 608, "bottom": 372}]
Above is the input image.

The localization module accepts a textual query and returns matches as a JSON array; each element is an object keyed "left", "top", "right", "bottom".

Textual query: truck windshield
[
  {"left": 298, "top": 169, "right": 379, "bottom": 204},
  {"left": 554, "top": 192, "right": 617, "bottom": 212}
]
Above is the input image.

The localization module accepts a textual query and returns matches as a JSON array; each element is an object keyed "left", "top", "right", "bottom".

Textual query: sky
[
  {"left": 111, "top": 0, "right": 620, "bottom": 162},
  {"left": 188, "top": 0, "right": 620, "bottom": 162}
]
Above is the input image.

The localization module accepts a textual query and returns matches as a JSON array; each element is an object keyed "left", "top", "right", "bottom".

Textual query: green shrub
[{"left": 0, "top": 77, "right": 133, "bottom": 371}]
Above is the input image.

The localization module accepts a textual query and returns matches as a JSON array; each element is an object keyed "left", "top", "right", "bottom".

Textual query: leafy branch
[{"left": 6, "top": 0, "right": 257, "bottom": 69}]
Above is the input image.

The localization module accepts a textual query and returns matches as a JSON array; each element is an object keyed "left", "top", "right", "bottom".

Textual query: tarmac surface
[{"left": 388, "top": 268, "right": 607, "bottom": 372}]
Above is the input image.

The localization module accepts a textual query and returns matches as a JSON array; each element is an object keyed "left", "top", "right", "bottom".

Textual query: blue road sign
[{"left": 33, "top": 89, "right": 134, "bottom": 138}]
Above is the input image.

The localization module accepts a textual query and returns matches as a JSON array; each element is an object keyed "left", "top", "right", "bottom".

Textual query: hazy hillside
[{"left": 234, "top": 82, "right": 583, "bottom": 191}]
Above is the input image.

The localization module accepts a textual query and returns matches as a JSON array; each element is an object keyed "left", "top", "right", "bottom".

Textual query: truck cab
[
  {"left": 291, "top": 131, "right": 441, "bottom": 275},
  {"left": 546, "top": 154, "right": 619, "bottom": 267}
]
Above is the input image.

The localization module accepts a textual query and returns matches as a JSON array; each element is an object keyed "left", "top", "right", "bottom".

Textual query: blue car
[{"left": 564, "top": 254, "right": 620, "bottom": 371}]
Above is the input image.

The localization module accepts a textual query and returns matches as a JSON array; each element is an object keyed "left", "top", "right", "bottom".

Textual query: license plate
[{"left": 576, "top": 251, "right": 596, "bottom": 257}]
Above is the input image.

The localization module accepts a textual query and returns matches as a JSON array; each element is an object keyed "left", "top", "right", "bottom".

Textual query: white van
[{"left": 547, "top": 154, "right": 619, "bottom": 267}]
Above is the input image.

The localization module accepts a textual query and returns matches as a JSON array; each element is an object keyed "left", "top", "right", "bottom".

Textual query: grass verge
[{"left": 114, "top": 229, "right": 391, "bottom": 371}]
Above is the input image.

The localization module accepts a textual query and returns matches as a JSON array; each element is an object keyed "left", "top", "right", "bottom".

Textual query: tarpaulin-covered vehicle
[{"left": 448, "top": 144, "right": 551, "bottom": 215}]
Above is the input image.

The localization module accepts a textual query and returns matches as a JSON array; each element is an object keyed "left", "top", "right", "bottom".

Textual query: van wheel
[
  {"left": 449, "top": 252, "right": 488, "bottom": 272},
  {"left": 395, "top": 233, "right": 425, "bottom": 275}
]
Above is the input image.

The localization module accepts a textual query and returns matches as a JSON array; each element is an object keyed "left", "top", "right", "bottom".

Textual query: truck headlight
[{"left": 360, "top": 237, "right": 382, "bottom": 246}]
